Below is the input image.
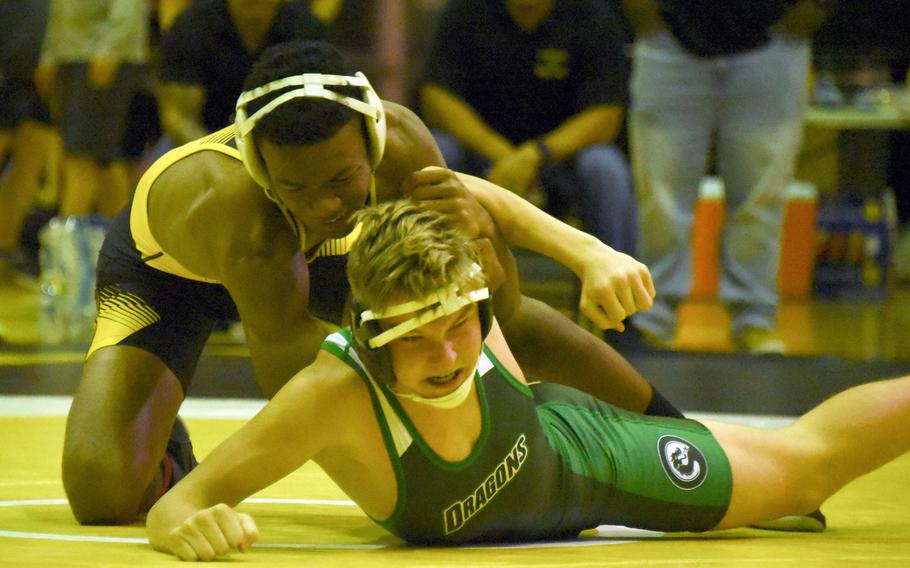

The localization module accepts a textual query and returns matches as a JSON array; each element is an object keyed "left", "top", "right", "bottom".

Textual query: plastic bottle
[
  {"left": 38, "top": 216, "right": 109, "bottom": 344},
  {"left": 691, "top": 176, "right": 725, "bottom": 298},
  {"left": 778, "top": 181, "right": 819, "bottom": 297}
]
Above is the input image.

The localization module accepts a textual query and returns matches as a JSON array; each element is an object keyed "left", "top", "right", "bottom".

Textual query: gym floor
[{"left": 2, "top": 258, "right": 910, "bottom": 566}]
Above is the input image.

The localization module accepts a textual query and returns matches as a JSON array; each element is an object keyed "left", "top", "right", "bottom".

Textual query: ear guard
[
  {"left": 234, "top": 72, "right": 387, "bottom": 190},
  {"left": 350, "top": 286, "right": 493, "bottom": 385}
]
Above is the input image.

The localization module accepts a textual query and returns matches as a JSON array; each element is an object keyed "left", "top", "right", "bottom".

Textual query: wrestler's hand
[
  {"left": 401, "top": 166, "right": 496, "bottom": 240},
  {"left": 577, "top": 246, "right": 655, "bottom": 331},
  {"left": 164, "top": 503, "right": 259, "bottom": 561},
  {"left": 472, "top": 238, "right": 505, "bottom": 293}
]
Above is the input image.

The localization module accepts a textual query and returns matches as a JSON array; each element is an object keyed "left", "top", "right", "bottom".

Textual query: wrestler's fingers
[
  {"left": 631, "top": 277, "right": 655, "bottom": 311},
  {"left": 171, "top": 524, "right": 217, "bottom": 562},
  {"left": 580, "top": 293, "right": 625, "bottom": 331},
  {"left": 212, "top": 503, "right": 252, "bottom": 553},
  {"left": 237, "top": 513, "right": 260, "bottom": 552},
  {"left": 401, "top": 166, "right": 454, "bottom": 198}
]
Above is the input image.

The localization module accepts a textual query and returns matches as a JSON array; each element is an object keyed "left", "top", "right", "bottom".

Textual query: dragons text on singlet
[{"left": 443, "top": 434, "right": 529, "bottom": 535}]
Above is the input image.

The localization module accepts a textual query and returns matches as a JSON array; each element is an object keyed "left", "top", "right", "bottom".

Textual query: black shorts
[
  {"left": 0, "top": 76, "right": 51, "bottom": 129},
  {"left": 90, "top": 202, "right": 352, "bottom": 391},
  {"left": 90, "top": 205, "right": 238, "bottom": 391},
  {"left": 55, "top": 62, "right": 144, "bottom": 163}
]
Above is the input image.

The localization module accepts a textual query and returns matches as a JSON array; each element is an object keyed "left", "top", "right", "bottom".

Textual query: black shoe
[
  {"left": 604, "top": 322, "right": 674, "bottom": 353},
  {"left": 165, "top": 417, "right": 198, "bottom": 488},
  {"left": 751, "top": 509, "right": 827, "bottom": 532}
]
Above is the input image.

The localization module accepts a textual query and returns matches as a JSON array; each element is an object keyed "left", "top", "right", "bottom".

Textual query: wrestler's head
[
  {"left": 235, "top": 40, "right": 386, "bottom": 241},
  {"left": 347, "top": 201, "right": 492, "bottom": 406}
]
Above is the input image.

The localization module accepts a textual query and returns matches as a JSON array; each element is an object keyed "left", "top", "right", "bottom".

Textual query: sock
[{"left": 645, "top": 386, "right": 685, "bottom": 418}]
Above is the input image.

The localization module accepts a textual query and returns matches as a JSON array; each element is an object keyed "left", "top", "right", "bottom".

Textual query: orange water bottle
[
  {"left": 778, "top": 180, "right": 819, "bottom": 297},
  {"left": 691, "top": 176, "right": 726, "bottom": 298}
]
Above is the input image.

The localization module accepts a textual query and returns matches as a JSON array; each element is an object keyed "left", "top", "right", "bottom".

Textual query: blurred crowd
[{"left": 1, "top": 0, "right": 908, "bottom": 353}]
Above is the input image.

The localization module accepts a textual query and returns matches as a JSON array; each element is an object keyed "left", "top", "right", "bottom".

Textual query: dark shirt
[
  {"left": 423, "top": 0, "right": 629, "bottom": 144},
  {"left": 657, "top": 0, "right": 796, "bottom": 57},
  {"left": 159, "top": 0, "right": 326, "bottom": 132}
]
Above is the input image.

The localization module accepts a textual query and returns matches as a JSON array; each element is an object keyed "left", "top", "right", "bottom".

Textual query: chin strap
[{"left": 389, "top": 370, "right": 476, "bottom": 409}]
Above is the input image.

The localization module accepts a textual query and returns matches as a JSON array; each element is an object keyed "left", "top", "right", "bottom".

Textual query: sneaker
[
  {"left": 166, "top": 417, "right": 198, "bottom": 487},
  {"left": 139, "top": 417, "right": 199, "bottom": 512},
  {"left": 638, "top": 326, "right": 675, "bottom": 351},
  {"left": 751, "top": 509, "right": 827, "bottom": 532},
  {"left": 605, "top": 324, "right": 675, "bottom": 353},
  {"left": 733, "top": 327, "right": 786, "bottom": 355}
]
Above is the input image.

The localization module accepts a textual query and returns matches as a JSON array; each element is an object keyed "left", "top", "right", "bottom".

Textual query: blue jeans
[
  {"left": 629, "top": 31, "right": 810, "bottom": 340},
  {"left": 432, "top": 130, "right": 638, "bottom": 255}
]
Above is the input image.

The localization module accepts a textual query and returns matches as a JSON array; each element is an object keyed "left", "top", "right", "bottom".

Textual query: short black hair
[{"left": 242, "top": 40, "right": 364, "bottom": 146}]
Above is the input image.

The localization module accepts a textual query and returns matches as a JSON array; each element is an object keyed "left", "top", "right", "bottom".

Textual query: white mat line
[{"left": 0, "top": 394, "right": 797, "bottom": 427}]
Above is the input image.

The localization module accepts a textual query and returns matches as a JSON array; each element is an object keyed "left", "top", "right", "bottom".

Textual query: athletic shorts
[
  {"left": 0, "top": 76, "right": 51, "bottom": 129},
  {"left": 55, "top": 62, "right": 143, "bottom": 163},
  {"left": 89, "top": 205, "right": 238, "bottom": 391},
  {"left": 532, "top": 382, "right": 733, "bottom": 532}
]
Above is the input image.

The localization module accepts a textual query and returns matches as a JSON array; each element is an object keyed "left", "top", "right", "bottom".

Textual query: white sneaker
[{"left": 734, "top": 328, "right": 787, "bottom": 355}]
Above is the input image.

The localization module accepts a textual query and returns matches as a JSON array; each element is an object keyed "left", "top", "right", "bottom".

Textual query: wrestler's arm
[
  {"left": 386, "top": 103, "right": 654, "bottom": 330},
  {"left": 147, "top": 352, "right": 347, "bottom": 561},
  {"left": 148, "top": 155, "right": 332, "bottom": 398},
  {"left": 457, "top": 171, "right": 654, "bottom": 330}
]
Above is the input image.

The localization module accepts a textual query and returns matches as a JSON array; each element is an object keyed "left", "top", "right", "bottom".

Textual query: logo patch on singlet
[{"left": 657, "top": 435, "right": 708, "bottom": 490}]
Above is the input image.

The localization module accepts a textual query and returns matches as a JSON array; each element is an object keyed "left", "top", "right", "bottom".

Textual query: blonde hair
[{"left": 348, "top": 200, "right": 484, "bottom": 312}]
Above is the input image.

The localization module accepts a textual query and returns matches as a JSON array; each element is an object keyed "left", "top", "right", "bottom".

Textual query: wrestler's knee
[{"left": 62, "top": 436, "right": 156, "bottom": 525}]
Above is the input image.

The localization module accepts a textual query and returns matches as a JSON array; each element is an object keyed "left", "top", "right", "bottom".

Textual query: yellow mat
[{"left": 2, "top": 413, "right": 909, "bottom": 567}]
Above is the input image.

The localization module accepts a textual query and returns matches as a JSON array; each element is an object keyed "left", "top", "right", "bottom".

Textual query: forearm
[
  {"left": 246, "top": 319, "right": 334, "bottom": 398},
  {"left": 456, "top": 172, "right": 609, "bottom": 277},
  {"left": 539, "top": 105, "right": 624, "bottom": 161},
  {"left": 420, "top": 83, "right": 514, "bottom": 162}
]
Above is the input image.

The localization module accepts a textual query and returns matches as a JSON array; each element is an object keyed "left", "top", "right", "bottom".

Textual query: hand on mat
[
  {"left": 403, "top": 166, "right": 496, "bottom": 240},
  {"left": 577, "top": 247, "right": 655, "bottom": 331},
  {"left": 165, "top": 503, "right": 259, "bottom": 561}
]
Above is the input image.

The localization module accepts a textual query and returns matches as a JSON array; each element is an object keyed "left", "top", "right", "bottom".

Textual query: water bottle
[
  {"left": 691, "top": 176, "right": 726, "bottom": 298},
  {"left": 38, "top": 216, "right": 110, "bottom": 345}
]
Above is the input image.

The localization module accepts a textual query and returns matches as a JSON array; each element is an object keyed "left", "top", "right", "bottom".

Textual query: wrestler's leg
[
  {"left": 63, "top": 345, "right": 184, "bottom": 524},
  {"left": 503, "top": 295, "right": 680, "bottom": 416},
  {"left": 709, "top": 375, "right": 910, "bottom": 529}
]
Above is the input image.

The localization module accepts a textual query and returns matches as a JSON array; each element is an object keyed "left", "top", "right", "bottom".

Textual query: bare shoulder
[
  {"left": 148, "top": 149, "right": 297, "bottom": 278},
  {"left": 374, "top": 101, "right": 446, "bottom": 199},
  {"left": 273, "top": 348, "right": 376, "bottom": 444}
]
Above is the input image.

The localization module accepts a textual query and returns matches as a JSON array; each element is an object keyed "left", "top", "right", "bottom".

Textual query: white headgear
[{"left": 234, "top": 72, "right": 387, "bottom": 190}]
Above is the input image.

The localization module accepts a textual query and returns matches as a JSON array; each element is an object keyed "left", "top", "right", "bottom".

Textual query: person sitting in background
[
  {"left": 148, "top": 199, "right": 910, "bottom": 560},
  {"left": 420, "top": 0, "right": 638, "bottom": 254},
  {"left": 157, "top": 0, "right": 326, "bottom": 146}
]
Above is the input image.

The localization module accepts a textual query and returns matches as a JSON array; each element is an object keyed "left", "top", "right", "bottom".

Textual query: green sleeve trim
[{"left": 482, "top": 344, "right": 534, "bottom": 398}]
